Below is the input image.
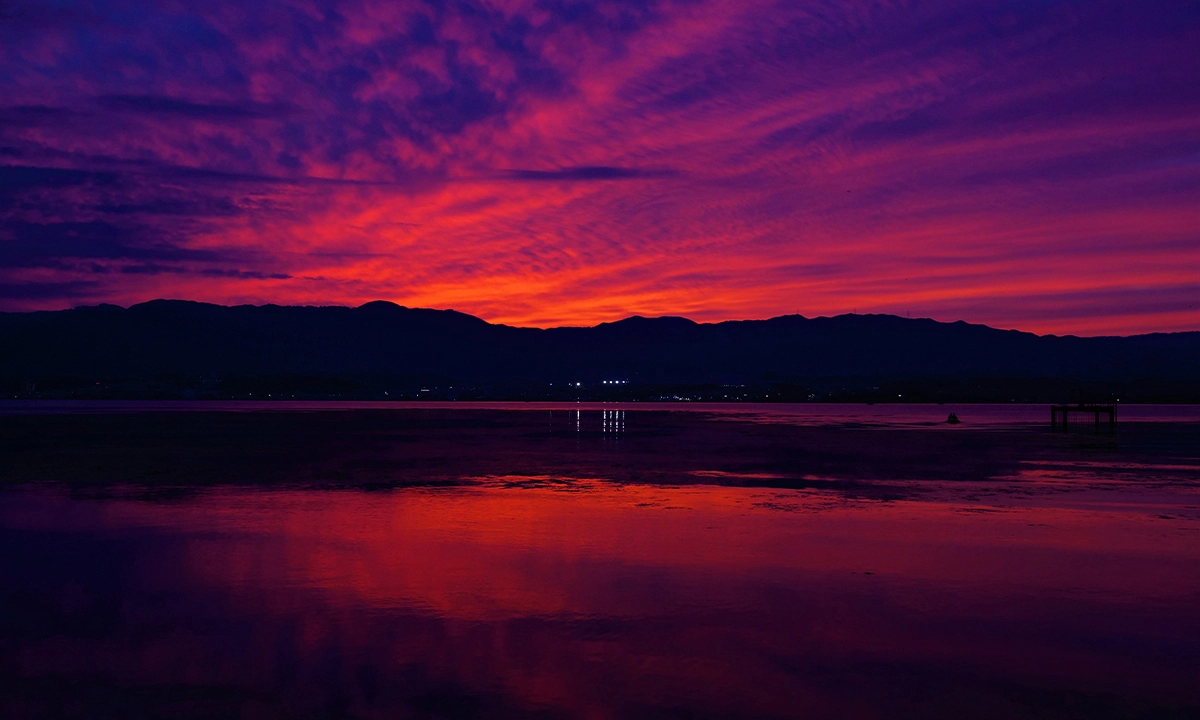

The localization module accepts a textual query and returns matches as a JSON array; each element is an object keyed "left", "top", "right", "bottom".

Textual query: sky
[{"left": 1, "top": 0, "right": 1197, "bottom": 335}]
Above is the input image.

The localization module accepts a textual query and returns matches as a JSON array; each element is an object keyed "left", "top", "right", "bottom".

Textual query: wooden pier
[{"left": 1050, "top": 403, "right": 1116, "bottom": 431}]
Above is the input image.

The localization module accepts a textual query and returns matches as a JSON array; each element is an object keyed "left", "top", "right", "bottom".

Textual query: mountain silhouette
[{"left": 1, "top": 300, "right": 1197, "bottom": 401}]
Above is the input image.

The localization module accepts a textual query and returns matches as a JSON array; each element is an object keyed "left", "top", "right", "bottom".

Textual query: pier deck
[{"left": 1051, "top": 404, "right": 1116, "bottom": 431}]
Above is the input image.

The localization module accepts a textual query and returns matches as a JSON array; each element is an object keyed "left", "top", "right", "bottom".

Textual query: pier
[{"left": 1050, "top": 403, "right": 1116, "bottom": 431}]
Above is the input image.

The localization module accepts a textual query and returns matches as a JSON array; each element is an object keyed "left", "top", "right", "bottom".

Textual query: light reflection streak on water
[{"left": 602, "top": 409, "right": 625, "bottom": 435}]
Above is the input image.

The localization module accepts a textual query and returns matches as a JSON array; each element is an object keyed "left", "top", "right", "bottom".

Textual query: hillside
[{"left": 1, "top": 300, "right": 1197, "bottom": 401}]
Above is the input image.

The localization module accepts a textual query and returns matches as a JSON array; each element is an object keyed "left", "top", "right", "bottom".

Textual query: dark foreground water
[{"left": 1, "top": 404, "right": 1199, "bottom": 719}]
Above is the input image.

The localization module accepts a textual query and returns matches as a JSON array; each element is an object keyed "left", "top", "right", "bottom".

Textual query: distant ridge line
[
  {"left": 13, "top": 298, "right": 1194, "bottom": 340},
  {"left": 1, "top": 299, "right": 1198, "bottom": 401}
]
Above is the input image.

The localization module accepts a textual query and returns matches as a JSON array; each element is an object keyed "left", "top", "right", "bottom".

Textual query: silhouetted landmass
[{"left": 1, "top": 300, "right": 1198, "bottom": 401}]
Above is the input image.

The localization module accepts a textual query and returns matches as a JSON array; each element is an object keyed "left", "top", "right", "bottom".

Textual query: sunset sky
[{"left": 1, "top": 0, "right": 1197, "bottom": 335}]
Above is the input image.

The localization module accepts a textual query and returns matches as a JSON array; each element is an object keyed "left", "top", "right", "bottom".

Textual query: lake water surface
[{"left": 1, "top": 404, "right": 1198, "bottom": 718}]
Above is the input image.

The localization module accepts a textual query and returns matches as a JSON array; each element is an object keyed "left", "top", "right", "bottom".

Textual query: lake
[{"left": 1, "top": 403, "right": 1198, "bottom": 718}]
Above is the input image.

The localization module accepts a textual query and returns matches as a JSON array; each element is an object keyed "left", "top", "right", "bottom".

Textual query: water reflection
[
  {"left": 6, "top": 400, "right": 1200, "bottom": 426},
  {"left": 2, "top": 483, "right": 1198, "bottom": 718},
  {"left": 554, "top": 409, "right": 625, "bottom": 435}
]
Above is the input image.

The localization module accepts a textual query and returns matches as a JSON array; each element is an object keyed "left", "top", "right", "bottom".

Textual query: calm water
[
  {"left": 5, "top": 400, "right": 1200, "bottom": 425},
  {"left": 2, "top": 404, "right": 1199, "bottom": 718}
]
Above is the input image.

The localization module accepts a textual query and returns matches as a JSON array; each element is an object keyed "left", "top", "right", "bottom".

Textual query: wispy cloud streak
[{"left": 0, "top": 0, "right": 1197, "bottom": 333}]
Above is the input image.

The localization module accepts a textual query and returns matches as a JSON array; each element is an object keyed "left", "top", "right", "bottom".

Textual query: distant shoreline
[{"left": 5, "top": 301, "right": 1198, "bottom": 402}]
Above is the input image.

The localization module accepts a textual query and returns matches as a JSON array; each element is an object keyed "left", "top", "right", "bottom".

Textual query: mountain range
[{"left": 2, "top": 300, "right": 1197, "bottom": 401}]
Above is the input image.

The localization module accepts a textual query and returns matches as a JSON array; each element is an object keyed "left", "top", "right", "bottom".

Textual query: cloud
[
  {"left": 115, "top": 263, "right": 289, "bottom": 280},
  {"left": 0, "top": 0, "right": 1197, "bottom": 333},
  {"left": 97, "top": 95, "right": 295, "bottom": 120},
  {"left": 0, "top": 221, "right": 228, "bottom": 268},
  {"left": 118, "top": 263, "right": 190, "bottom": 275},
  {"left": 94, "top": 198, "right": 243, "bottom": 217},
  {"left": 0, "top": 105, "right": 79, "bottom": 128},
  {"left": 198, "top": 268, "right": 291, "bottom": 280},
  {"left": 0, "top": 280, "right": 100, "bottom": 301},
  {"left": 502, "top": 166, "right": 677, "bottom": 181},
  {"left": 0, "top": 165, "right": 118, "bottom": 195}
]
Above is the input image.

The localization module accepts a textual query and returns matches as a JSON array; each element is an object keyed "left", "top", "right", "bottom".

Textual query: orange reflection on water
[{"left": 4, "top": 481, "right": 1199, "bottom": 718}]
